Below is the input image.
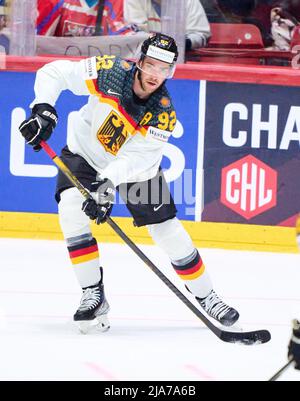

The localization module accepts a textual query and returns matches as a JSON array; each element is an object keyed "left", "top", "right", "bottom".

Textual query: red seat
[{"left": 208, "top": 23, "right": 264, "bottom": 49}]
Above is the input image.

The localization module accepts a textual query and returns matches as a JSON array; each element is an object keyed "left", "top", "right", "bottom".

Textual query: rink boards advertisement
[
  {"left": 202, "top": 81, "right": 300, "bottom": 227},
  {"left": 0, "top": 71, "right": 199, "bottom": 221},
  {"left": 0, "top": 70, "right": 299, "bottom": 228}
]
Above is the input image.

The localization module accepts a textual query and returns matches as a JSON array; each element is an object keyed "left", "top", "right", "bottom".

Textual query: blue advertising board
[
  {"left": 202, "top": 81, "right": 300, "bottom": 226},
  {"left": 0, "top": 70, "right": 200, "bottom": 221}
]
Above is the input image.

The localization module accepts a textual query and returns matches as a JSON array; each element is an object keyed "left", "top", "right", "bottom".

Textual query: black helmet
[{"left": 141, "top": 33, "right": 178, "bottom": 64}]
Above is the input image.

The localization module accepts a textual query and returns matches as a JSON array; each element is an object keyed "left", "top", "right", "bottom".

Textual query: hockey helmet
[{"left": 138, "top": 33, "right": 178, "bottom": 79}]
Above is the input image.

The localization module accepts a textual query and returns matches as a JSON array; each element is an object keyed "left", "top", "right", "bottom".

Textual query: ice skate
[
  {"left": 74, "top": 277, "right": 110, "bottom": 334},
  {"left": 196, "top": 290, "right": 239, "bottom": 327}
]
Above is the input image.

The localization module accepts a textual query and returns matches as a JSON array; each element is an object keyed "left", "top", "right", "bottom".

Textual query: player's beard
[{"left": 136, "top": 69, "right": 164, "bottom": 96}]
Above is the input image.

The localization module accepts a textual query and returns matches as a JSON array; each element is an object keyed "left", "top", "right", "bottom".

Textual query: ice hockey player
[{"left": 19, "top": 33, "right": 239, "bottom": 333}]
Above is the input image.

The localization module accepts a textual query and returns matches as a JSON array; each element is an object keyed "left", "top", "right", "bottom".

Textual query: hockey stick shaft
[
  {"left": 40, "top": 142, "right": 91, "bottom": 199},
  {"left": 268, "top": 359, "right": 294, "bottom": 381},
  {"left": 40, "top": 141, "right": 271, "bottom": 345},
  {"left": 40, "top": 141, "right": 212, "bottom": 322}
]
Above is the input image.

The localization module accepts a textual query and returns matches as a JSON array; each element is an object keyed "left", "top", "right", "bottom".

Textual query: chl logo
[
  {"left": 221, "top": 155, "right": 277, "bottom": 219},
  {"left": 97, "top": 111, "right": 128, "bottom": 155}
]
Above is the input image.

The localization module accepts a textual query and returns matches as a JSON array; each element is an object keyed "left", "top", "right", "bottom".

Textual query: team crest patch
[
  {"left": 97, "top": 111, "right": 129, "bottom": 155},
  {"left": 160, "top": 97, "right": 171, "bottom": 108},
  {"left": 120, "top": 60, "right": 132, "bottom": 71}
]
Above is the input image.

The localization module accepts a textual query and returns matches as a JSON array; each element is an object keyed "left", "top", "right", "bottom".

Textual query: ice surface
[{"left": 0, "top": 238, "right": 299, "bottom": 381}]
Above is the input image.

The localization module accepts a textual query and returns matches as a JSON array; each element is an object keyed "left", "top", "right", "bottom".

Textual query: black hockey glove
[
  {"left": 288, "top": 319, "right": 300, "bottom": 370},
  {"left": 19, "top": 103, "right": 58, "bottom": 152},
  {"left": 82, "top": 178, "right": 115, "bottom": 224}
]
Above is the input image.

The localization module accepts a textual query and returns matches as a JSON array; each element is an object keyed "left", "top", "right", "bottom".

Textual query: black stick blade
[{"left": 220, "top": 329, "right": 271, "bottom": 345}]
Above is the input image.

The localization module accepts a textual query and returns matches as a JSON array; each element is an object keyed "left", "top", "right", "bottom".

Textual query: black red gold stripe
[
  {"left": 172, "top": 252, "right": 205, "bottom": 280},
  {"left": 68, "top": 238, "right": 99, "bottom": 266}
]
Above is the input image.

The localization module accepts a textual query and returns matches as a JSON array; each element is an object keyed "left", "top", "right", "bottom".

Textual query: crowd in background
[
  {"left": 0, "top": 1, "right": 299, "bottom": 53},
  {"left": 35, "top": 0, "right": 300, "bottom": 51},
  {"left": 33, "top": 0, "right": 300, "bottom": 51},
  {"left": 35, "top": 0, "right": 211, "bottom": 51}
]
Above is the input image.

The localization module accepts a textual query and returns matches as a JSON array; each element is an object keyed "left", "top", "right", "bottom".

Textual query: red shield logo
[{"left": 221, "top": 155, "right": 277, "bottom": 219}]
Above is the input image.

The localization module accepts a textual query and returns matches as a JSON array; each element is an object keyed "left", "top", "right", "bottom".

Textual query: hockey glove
[
  {"left": 19, "top": 103, "right": 58, "bottom": 152},
  {"left": 288, "top": 319, "right": 300, "bottom": 370},
  {"left": 82, "top": 178, "right": 115, "bottom": 224}
]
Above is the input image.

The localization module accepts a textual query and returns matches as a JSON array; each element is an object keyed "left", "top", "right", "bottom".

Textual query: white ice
[{"left": 0, "top": 238, "right": 299, "bottom": 381}]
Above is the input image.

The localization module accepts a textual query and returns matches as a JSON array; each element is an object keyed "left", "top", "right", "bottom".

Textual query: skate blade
[{"left": 77, "top": 314, "right": 110, "bottom": 335}]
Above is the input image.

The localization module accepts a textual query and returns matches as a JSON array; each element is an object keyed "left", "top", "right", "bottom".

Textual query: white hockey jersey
[{"left": 31, "top": 55, "right": 177, "bottom": 186}]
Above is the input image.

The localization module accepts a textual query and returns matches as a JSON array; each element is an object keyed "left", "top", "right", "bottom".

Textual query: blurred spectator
[
  {"left": 0, "top": 0, "right": 9, "bottom": 53},
  {"left": 261, "top": 1, "right": 300, "bottom": 21},
  {"left": 216, "top": 1, "right": 300, "bottom": 48},
  {"left": 253, "top": 1, "right": 299, "bottom": 49},
  {"left": 270, "top": 6, "right": 298, "bottom": 50},
  {"left": 37, "top": 0, "right": 132, "bottom": 36},
  {"left": 124, "top": 0, "right": 211, "bottom": 50},
  {"left": 0, "top": 0, "right": 7, "bottom": 31}
]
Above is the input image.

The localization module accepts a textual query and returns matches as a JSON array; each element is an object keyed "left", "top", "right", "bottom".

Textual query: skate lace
[
  {"left": 201, "top": 290, "right": 231, "bottom": 320},
  {"left": 78, "top": 287, "right": 101, "bottom": 312}
]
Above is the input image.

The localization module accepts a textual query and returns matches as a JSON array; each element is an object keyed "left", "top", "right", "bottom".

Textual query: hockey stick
[
  {"left": 268, "top": 359, "right": 295, "bottom": 381},
  {"left": 40, "top": 140, "right": 271, "bottom": 345}
]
